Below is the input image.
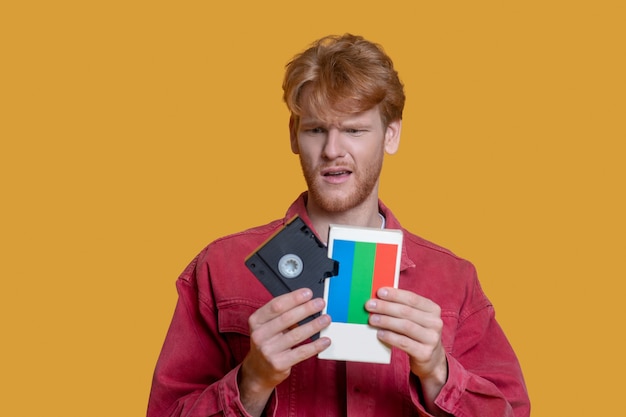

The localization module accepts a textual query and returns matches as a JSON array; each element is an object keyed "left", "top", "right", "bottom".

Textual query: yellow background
[{"left": 1, "top": 1, "right": 624, "bottom": 416}]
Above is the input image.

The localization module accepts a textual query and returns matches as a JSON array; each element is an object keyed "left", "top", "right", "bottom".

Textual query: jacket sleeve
[
  {"left": 432, "top": 266, "right": 530, "bottom": 417},
  {"left": 146, "top": 252, "right": 270, "bottom": 417}
]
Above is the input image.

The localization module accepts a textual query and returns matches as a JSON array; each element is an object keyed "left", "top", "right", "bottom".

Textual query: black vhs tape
[
  {"left": 245, "top": 216, "right": 339, "bottom": 338},
  {"left": 245, "top": 216, "right": 339, "bottom": 299}
]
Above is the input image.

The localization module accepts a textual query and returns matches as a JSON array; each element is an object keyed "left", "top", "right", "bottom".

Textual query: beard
[{"left": 299, "top": 152, "right": 384, "bottom": 213}]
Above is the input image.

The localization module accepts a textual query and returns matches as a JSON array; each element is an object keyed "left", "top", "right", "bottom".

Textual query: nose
[{"left": 322, "top": 128, "right": 345, "bottom": 159}]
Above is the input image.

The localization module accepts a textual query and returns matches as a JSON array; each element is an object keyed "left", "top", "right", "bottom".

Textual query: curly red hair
[{"left": 283, "top": 34, "right": 405, "bottom": 128}]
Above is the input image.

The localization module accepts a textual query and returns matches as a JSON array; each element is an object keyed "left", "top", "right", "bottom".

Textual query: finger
[
  {"left": 250, "top": 288, "right": 314, "bottom": 328},
  {"left": 250, "top": 296, "right": 326, "bottom": 345},
  {"left": 366, "top": 289, "right": 443, "bottom": 342},
  {"left": 252, "top": 314, "right": 332, "bottom": 374},
  {"left": 366, "top": 295, "right": 443, "bottom": 339},
  {"left": 369, "top": 312, "right": 441, "bottom": 347},
  {"left": 282, "top": 312, "right": 332, "bottom": 348},
  {"left": 375, "top": 287, "right": 440, "bottom": 314},
  {"left": 262, "top": 300, "right": 329, "bottom": 351},
  {"left": 265, "top": 334, "right": 332, "bottom": 372},
  {"left": 374, "top": 326, "right": 443, "bottom": 373},
  {"left": 290, "top": 335, "right": 332, "bottom": 363}
]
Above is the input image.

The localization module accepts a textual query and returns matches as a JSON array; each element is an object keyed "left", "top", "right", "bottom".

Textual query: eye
[
  {"left": 345, "top": 128, "right": 366, "bottom": 136},
  {"left": 305, "top": 127, "right": 326, "bottom": 134}
]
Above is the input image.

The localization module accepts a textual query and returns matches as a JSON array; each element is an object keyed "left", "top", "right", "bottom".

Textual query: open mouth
[
  {"left": 324, "top": 170, "right": 352, "bottom": 177},
  {"left": 321, "top": 168, "right": 353, "bottom": 184}
]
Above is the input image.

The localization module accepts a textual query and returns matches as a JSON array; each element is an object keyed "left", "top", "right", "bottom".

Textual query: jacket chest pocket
[
  {"left": 440, "top": 312, "right": 459, "bottom": 352},
  {"left": 217, "top": 301, "right": 259, "bottom": 364}
]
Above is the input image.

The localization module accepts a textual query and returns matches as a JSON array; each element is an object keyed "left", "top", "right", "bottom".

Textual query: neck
[{"left": 305, "top": 196, "right": 383, "bottom": 244}]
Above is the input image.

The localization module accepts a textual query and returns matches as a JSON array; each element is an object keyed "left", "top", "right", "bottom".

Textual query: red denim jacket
[{"left": 147, "top": 194, "right": 530, "bottom": 417}]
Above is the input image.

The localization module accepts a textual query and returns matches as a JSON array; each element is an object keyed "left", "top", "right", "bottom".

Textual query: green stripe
[{"left": 347, "top": 241, "right": 376, "bottom": 324}]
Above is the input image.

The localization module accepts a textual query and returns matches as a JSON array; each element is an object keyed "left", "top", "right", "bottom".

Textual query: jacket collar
[{"left": 285, "top": 192, "right": 415, "bottom": 271}]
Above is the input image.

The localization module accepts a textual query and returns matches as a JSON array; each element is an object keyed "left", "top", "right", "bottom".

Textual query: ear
[
  {"left": 289, "top": 115, "right": 300, "bottom": 154},
  {"left": 384, "top": 119, "right": 402, "bottom": 154}
]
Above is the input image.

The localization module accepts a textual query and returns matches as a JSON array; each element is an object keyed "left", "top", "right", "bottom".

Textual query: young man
[{"left": 147, "top": 34, "right": 530, "bottom": 417}]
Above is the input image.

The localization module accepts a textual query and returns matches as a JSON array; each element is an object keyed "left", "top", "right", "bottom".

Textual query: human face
[{"left": 290, "top": 106, "right": 401, "bottom": 215}]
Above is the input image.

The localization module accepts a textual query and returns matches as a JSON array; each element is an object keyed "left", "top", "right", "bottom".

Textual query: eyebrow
[{"left": 299, "top": 115, "right": 374, "bottom": 129}]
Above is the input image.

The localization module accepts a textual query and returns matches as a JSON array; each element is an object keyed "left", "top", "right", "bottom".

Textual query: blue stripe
[{"left": 327, "top": 239, "right": 355, "bottom": 323}]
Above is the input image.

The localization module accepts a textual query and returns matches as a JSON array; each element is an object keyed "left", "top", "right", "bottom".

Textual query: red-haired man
[{"left": 147, "top": 34, "right": 530, "bottom": 417}]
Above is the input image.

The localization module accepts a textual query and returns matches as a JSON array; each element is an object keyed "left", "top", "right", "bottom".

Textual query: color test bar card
[{"left": 318, "top": 224, "right": 403, "bottom": 364}]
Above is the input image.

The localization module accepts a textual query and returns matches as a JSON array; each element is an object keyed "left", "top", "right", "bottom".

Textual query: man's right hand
[{"left": 238, "top": 288, "right": 332, "bottom": 417}]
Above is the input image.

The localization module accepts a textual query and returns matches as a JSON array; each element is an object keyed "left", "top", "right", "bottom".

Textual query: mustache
[{"left": 318, "top": 163, "right": 355, "bottom": 171}]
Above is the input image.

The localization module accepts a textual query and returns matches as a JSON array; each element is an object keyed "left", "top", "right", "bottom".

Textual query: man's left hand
[{"left": 365, "top": 287, "right": 450, "bottom": 414}]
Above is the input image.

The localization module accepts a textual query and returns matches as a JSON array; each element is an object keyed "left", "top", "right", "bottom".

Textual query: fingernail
[
  {"left": 379, "top": 288, "right": 388, "bottom": 298},
  {"left": 302, "top": 289, "right": 312, "bottom": 298},
  {"left": 313, "top": 298, "right": 324, "bottom": 309},
  {"left": 370, "top": 314, "right": 381, "bottom": 324},
  {"left": 366, "top": 300, "right": 377, "bottom": 309}
]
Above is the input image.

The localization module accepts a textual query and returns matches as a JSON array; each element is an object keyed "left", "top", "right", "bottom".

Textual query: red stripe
[{"left": 371, "top": 243, "right": 398, "bottom": 297}]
